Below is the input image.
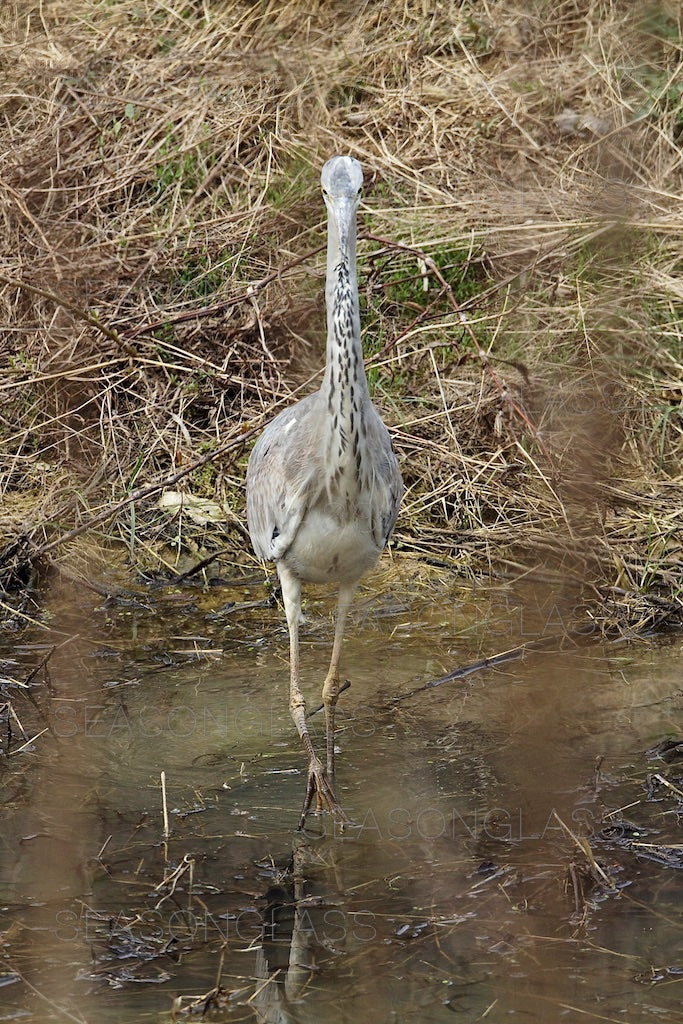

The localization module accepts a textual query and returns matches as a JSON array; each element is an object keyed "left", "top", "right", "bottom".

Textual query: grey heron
[{"left": 246, "top": 155, "right": 403, "bottom": 827}]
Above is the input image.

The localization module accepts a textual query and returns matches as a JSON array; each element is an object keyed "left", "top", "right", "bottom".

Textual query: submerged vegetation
[{"left": 0, "top": 0, "right": 681, "bottom": 634}]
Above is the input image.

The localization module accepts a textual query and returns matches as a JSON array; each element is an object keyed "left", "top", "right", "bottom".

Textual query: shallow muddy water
[{"left": 1, "top": 569, "right": 681, "bottom": 1023}]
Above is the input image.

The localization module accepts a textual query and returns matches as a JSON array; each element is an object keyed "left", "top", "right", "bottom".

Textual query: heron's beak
[{"left": 331, "top": 198, "right": 356, "bottom": 262}]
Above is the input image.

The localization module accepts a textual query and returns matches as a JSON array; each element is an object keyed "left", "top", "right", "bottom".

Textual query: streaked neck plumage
[{"left": 321, "top": 197, "right": 369, "bottom": 479}]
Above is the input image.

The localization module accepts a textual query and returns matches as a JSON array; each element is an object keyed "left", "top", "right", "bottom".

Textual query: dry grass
[{"left": 1, "top": 0, "right": 682, "bottom": 631}]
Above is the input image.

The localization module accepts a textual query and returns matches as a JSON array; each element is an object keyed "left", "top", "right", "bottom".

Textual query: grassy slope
[{"left": 0, "top": 0, "right": 681, "bottom": 630}]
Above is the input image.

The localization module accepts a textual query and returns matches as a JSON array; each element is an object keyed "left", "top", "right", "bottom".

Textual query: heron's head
[
  {"left": 321, "top": 155, "right": 363, "bottom": 200},
  {"left": 321, "top": 157, "right": 363, "bottom": 259}
]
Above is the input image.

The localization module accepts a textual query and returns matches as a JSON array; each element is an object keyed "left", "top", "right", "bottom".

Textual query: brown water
[{"left": 1, "top": 569, "right": 681, "bottom": 1023}]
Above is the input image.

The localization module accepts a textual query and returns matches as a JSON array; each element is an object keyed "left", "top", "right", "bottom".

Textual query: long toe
[{"left": 298, "top": 757, "right": 350, "bottom": 831}]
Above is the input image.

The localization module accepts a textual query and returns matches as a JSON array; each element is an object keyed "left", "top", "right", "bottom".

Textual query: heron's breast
[{"left": 283, "top": 505, "right": 381, "bottom": 585}]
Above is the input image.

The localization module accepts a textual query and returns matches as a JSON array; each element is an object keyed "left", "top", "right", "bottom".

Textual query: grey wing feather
[
  {"left": 246, "top": 394, "right": 321, "bottom": 562},
  {"left": 365, "top": 403, "right": 403, "bottom": 549}
]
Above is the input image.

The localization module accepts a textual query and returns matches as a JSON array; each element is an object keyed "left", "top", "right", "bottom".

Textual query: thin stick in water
[{"left": 161, "top": 770, "right": 170, "bottom": 840}]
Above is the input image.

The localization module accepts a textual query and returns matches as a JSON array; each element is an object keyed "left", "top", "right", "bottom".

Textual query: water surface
[{"left": 1, "top": 569, "right": 681, "bottom": 1022}]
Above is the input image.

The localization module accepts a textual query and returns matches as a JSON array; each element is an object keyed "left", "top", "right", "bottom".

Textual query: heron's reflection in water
[{"left": 252, "top": 830, "right": 349, "bottom": 1023}]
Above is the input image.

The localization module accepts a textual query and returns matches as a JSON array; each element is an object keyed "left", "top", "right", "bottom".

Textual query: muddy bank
[{"left": 1, "top": 1, "right": 682, "bottom": 634}]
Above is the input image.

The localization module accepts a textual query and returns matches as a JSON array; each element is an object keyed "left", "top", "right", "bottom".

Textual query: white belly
[{"left": 283, "top": 507, "right": 382, "bottom": 584}]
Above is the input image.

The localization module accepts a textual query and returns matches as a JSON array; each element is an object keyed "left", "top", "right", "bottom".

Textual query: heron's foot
[{"left": 298, "top": 756, "right": 350, "bottom": 831}]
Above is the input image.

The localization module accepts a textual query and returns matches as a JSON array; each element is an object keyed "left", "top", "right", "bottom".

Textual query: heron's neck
[{"left": 321, "top": 217, "right": 369, "bottom": 458}]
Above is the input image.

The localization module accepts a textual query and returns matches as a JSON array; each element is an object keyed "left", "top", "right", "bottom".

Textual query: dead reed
[{"left": 0, "top": 0, "right": 681, "bottom": 632}]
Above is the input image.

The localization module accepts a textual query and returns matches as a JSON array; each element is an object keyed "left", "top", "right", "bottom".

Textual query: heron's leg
[
  {"left": 279, "top": 567, "right": 345, "bottom": 829},
  {"left": 321, "top": 582, "right": 357, "bottom": 778},
  {"left": 279, "top": 568, "right": 312, "bottom": 759}
]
